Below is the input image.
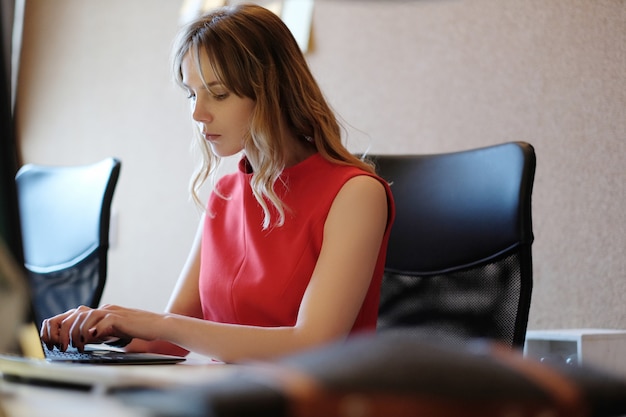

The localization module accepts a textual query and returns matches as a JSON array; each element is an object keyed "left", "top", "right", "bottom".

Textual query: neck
[{"left": 284, "top": 135, "right": 316, "bottom": 168}]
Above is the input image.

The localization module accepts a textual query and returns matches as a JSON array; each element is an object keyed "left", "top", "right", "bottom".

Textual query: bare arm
[
  {"left": 41, "top": 219, "right": 206, "bottom": 357},
  {"left": 43, "top": 176, "right": 388, "bottom": 362}
]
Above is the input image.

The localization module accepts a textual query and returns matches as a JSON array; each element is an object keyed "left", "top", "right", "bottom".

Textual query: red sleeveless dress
[{"left": 199, "top": 153, "right": 395, "bottom": 333}]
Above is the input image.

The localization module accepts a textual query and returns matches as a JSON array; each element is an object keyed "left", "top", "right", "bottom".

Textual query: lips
[{"left": 202, "top": 132, "right": 220, "bottom": 141}]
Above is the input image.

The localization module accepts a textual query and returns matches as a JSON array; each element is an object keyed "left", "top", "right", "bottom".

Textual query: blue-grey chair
[{"left": 15, "top": 157, "right": 121, "bottom": 328}]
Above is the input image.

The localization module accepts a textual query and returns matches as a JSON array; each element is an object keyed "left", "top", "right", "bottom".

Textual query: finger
[
  {"left": 73, "top": 308, "right": 115, "bottom": 351},
  {"left": 89, "top": 313, "right": 130, "bottom": 345},
  {"left": 46, "top": 320, "right": 64, "bottom": 350},
  {"left": 40, "top": 309, "right": 75, "bottom": 347},
  {"left": 88, "top": 313, "right": 115, "bottom": 342},
  {"left": 40, "top": 318, "right": 55, "bottom": 349},
  {"left": 59, "top": 316, "right": 75, "bottom": 351},
  {"left": 59, "top": 306, "right": 90, "bottom": 351},
  {"left": 44, "top": 310, "right": 75, "bottom": 350},
  {"left": 70, "top": 309, "right": 99, "bottom": 352}
]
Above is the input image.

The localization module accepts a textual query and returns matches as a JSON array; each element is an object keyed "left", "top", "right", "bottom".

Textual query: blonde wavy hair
[{"left": 172, "top": 3, "right": 374, "bottom": 228}]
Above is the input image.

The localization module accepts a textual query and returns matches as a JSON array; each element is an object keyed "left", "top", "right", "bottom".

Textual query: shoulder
[
  {"left": 310, "top": 156, "right": 386, "bottom": 191},
  {"left": 335, "top": 175, "right": 390, "bottom": 212},
  {"left": 329, "top": 174, "right": 393, "bottom": 228},
  {"left": 341, "top": 175, "right": 388, "bottom": 199},
  {"left": 312, "top": 157, "right": 394, "bottom": 221}
]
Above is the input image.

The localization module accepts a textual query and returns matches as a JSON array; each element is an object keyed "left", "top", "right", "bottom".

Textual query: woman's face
[{"left": 181, "top": 50, "right": 256, "bottom": 157}]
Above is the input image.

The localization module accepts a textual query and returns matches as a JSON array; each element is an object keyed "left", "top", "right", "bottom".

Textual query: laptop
[
  {"left": 25, "top": 324, "right": 186, "bottom": 365},
  {"left": 0, "top": 238, "right": 185, "bottom": 373}
]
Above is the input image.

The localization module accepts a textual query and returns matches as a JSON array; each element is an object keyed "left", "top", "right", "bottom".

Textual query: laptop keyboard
[
  {"left": 44, "top": 345, "right": 101, "bottom": 360},
  {"left": 40, "top": 344, "right": 185, "bottom": 364},
  {"left": 43, "top": 345, "right": 131, "bottom": 362}
]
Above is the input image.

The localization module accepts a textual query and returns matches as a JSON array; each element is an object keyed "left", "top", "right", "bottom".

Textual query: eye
[
  {"left": 186, "top": 91, "right": 196, "bottom": 101},
  {"left": 212, "top": 92, "right": 229, "bottom": 101}
]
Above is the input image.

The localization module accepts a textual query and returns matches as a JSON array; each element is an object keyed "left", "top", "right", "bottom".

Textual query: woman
[{"left": 41, "top": 3, "right": 395, "bottom": 363}]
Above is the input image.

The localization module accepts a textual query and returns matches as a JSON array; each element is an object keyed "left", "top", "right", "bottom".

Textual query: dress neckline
[{"left": 238, "top": 152, "right": 322, "bottom": 176}]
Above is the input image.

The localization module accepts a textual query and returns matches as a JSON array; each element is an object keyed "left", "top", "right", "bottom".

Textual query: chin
[{"left": 210, "top": 146, "right": 244, "bottom": 159}]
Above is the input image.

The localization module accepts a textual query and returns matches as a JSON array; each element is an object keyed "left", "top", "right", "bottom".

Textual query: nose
[{"left": 191, "top": 96, "right": 213, "bottom": 124}]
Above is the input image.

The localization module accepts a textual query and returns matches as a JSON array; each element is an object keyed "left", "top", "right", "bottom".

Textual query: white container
[{"left": 524, "top": 329, "right": 626, "bottom": 377}]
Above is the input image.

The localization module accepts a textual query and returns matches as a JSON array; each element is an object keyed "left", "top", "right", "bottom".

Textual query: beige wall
[{"left": 17, "top": 0, "right": 626, "bottom": 330}]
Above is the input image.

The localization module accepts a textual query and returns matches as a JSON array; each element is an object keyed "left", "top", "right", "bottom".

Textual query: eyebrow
[{"left": 182, "top": 80, "right": 225, "bottom": 89}]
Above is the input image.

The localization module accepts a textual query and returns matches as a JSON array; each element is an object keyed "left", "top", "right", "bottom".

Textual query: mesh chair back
[
  {"left": 372, "top": 142, "right": 535, "bottom": 348},
  {"left": 15, "top": 158, "right": 121, "bottom": 327}
]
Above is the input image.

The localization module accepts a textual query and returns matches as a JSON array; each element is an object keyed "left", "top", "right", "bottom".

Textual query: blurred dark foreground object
[{"left": 115, "top": 332, "right": 626, "bottom": 417}]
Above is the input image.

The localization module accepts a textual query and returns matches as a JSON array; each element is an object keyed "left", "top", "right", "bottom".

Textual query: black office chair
[
  {"left": 15, "top": 158, "right": 121, "bottom": 327},
  {"left": 372, "top": 142, "right": 536, "bottom": 348}
]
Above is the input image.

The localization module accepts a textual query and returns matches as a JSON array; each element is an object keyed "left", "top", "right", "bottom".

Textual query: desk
[
  {"left": 0, "top": 381, "right": 147, "bottom": 417},
  {"left": 0, "top": 355, "right": 235, "bottom": 417}
]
